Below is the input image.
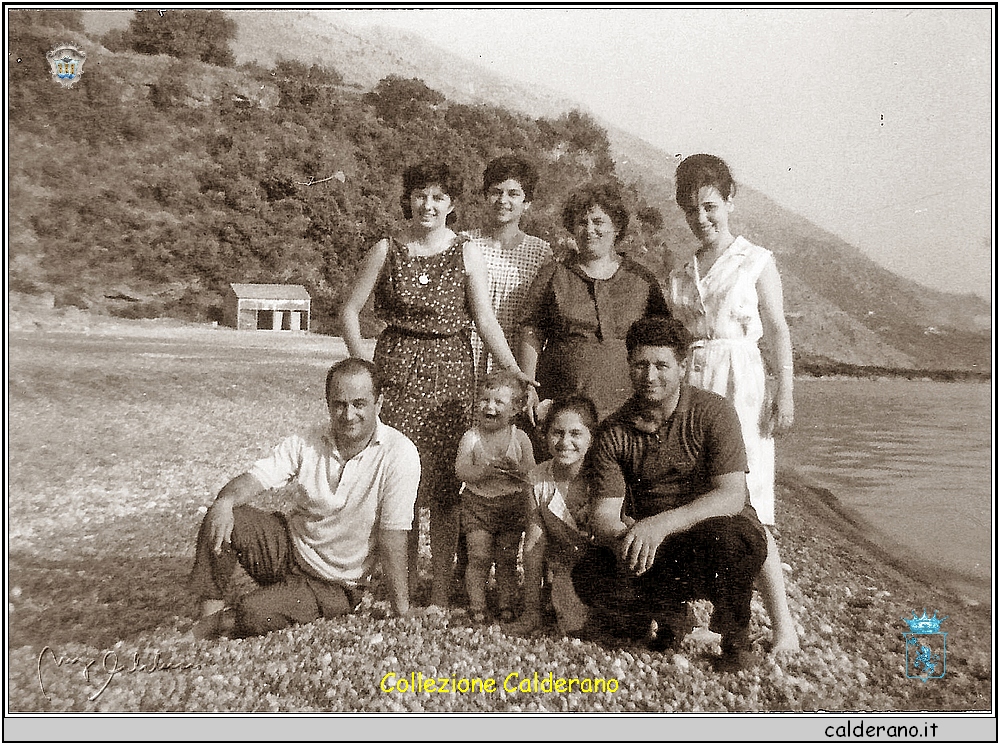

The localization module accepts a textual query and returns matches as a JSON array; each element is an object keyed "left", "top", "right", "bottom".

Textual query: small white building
[{"left": 225, "top": 283, "right": 311, "bottom": 331}]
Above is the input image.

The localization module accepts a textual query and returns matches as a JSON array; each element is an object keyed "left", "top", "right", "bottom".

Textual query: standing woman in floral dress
[
  {"left": 339, "top": 161, "right": 532, "bottom": 609},
  {"left": 668, "top": 153, "right": 799, "bottom": 653}
]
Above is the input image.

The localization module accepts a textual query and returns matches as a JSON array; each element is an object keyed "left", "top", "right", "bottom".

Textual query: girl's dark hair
[
  {"left": 561, "top": 181, "right": 630, "bottom": 244},
  {"left": 400, "top": 161, "right": 463, "bottom": 224},
  {"left": 674, "top": 153, "right": 736, "bottom": 207},
  {"left": 545, "top": 394, "right": 599, "bottom": 436},
  {"left": 482, "top": 155, "right": 539, "bottom": 202}
]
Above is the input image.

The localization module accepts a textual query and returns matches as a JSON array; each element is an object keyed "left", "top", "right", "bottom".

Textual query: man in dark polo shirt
[{"left": 572, "top": 315, "right": 767, "bottom": 671}]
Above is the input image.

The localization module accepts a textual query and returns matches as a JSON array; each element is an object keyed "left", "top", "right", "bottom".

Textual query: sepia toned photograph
[{"left": 6, "top": 5, "right": 994, "bottom": 738}]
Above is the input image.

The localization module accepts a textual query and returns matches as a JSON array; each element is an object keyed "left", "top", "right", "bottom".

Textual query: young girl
[
  {"left": 455, "top": 370, "right": 536, "bottom": 623},
  {"left": 509, "top": 395, "right": 598, "bottom": 636},
  {"left": 668, "top": 153, "right": 799, "bottom": 653}
]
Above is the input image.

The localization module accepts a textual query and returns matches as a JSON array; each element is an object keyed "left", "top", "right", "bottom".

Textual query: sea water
[{"left": 777, "top": 378, "right": 993, "bottom": 605}]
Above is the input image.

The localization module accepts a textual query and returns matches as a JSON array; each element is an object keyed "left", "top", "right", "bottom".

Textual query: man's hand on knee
[
  {"left": 207, "top": 473, "right": 265, "bottom": 553},
  {"left": 206, "top": 498, "right": 235, "bottom": 554},
  {"left": 618, "top": 513, "right": 679, "bottom": 575}
]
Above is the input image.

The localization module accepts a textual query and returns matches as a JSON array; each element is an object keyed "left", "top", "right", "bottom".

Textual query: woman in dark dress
[
  {"left": 339, "top": 161, "right": 531, "bottom": 608},
  {"left": 518, "top": 182, "right": 669, "bottom": 420}
]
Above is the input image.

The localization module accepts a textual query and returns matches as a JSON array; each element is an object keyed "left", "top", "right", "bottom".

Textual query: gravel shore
[
  {"left": 9, "top": 458, "right": 991, "bottom": 715},
  {"left": 7, "top": 315, "right": 993, "bottom": 713}
]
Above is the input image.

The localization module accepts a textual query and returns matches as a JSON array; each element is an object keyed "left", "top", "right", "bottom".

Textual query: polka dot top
[{"left": 374, "top": 235, "right": 472, "bottom": 336}]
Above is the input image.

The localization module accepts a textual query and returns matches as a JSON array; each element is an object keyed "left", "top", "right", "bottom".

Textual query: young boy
[{"left": 455, "top": 370, "right": 535, "bottom": 622}]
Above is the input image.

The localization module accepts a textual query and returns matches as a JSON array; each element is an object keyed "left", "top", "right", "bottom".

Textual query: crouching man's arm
[
  {"left": 587, "top": 429, "right": 637, "bottom": 549},
  {"left": 618, "top": 471, "right": 746, "bottom": 576},
  {"left": 378, "top": 529, "right": 410, "bottom": 617},
  {"left": 207, "top": 472, "right": 265, "bottom": 554}
]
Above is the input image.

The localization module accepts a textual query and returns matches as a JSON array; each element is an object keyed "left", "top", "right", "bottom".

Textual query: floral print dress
[{"left": 374, "top": 236, "right": 474, "bottom": 507}]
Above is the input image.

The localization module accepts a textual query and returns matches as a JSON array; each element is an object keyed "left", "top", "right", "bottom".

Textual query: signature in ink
[{"left": 37, "top": 646, "right": 200, "bottom": 701}]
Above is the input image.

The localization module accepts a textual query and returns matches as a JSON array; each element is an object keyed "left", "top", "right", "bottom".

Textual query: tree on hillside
[
  {"left": 272, "top": 59, "right": 344, "bottom": 111},
  {"left": 539, "top": 109, "right": 615, "bottom": 173},
  {"left": 123, "top": 9, "right": 236, "bottom": 66},
  {"left": 20, "top": 9, "right": 85, "bottom": 32},
  {"left": 364, "top": 75, "right": 446, "bottom": 126},
  {"left": 149, "top": 61, "right": 193, "bottom": 111}
]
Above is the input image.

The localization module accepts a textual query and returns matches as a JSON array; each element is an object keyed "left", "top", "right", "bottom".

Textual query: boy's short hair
[
  {"left": 480, "top": 369, "right": 527, "bottom": 410},
  {"left": 326, "top": 358, "right": 382, "bottom": 404},
  {"left": 625, "top": 315, "right": 693, "bottom": 360}
]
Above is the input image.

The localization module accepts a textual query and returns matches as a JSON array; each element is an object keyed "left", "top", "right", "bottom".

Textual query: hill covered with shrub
[
  {"left": 8, "top": 10, "right": 666, "bottom": 335},
  {"left": 9, "top": 9, "right": 990, "bottom": 373}
]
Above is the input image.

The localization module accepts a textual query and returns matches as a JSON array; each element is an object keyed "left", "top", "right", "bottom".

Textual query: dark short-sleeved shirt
[
  {"left": 588, "top": 385, "right": 752, "bottom": 521},
  {"left": 519, "top": 258, "right": 669, "bottom": 343}
]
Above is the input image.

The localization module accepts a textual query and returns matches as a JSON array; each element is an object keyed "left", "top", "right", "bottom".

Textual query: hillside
[
  {"left": 221, "top": 9, "right": 992, "bottom": 371},
  {"left": 11, "top": 9, "right": 992, "bottom": 373},
  {"left": 191, "top": 10, "right": 999, "bottom": 371}
]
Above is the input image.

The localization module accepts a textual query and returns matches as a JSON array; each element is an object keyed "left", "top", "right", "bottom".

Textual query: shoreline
[
  {"left": 7, "top": 300, "right": 990, "bottom": 383},
  {"left": 776, "top": 468, "right": 991, "bottom": 610}
]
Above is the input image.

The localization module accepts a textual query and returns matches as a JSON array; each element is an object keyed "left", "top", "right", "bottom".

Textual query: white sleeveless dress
[{"left": 668, "top": 236, "right": 778, "bottom": 525}]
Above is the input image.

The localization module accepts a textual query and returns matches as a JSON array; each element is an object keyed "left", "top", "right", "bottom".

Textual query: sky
[{"left": 331, "top": 7, "right": 993, "bottom": 300}]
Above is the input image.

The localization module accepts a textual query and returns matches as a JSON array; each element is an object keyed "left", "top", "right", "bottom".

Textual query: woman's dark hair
[
  {"left": 674, "top": 153, "right": 736, "bottom": 207},
  {"left": 545, "top": 394, "right": 599, "bottom": 436},
  {"left": 561, "top": 181, "right": 630, "bottom": 245},
  {"left": 482, "top": 155, "right": 539, "bottom": 202},
  {"left": 625, "top": 315, "right": 693, "bottom": 360},
  {"left": 400, "top": 161, "right": 463, "bottom": 224}
]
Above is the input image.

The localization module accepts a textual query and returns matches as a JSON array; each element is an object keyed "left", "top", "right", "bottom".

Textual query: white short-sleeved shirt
[{"left": 249, "top": 419, "right": 420, "bottom": 586}]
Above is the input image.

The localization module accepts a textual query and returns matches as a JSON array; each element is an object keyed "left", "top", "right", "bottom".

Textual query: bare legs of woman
[
  {"left": 429, "top": 501, "right": 460, "bottom": 608},
  {"left": 407, "top": 527, "right": 421, "bottom": 605},
  {"left": 406, "top": 501, "right": 461, "bottom": 609},
  {"left": 758, "top": 527, "right": 800, "bottom": 653}
]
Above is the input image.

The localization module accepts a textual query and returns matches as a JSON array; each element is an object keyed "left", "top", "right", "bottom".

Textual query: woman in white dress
[{"left": 668, "top": 153, "right": 799, "bottom": 653}]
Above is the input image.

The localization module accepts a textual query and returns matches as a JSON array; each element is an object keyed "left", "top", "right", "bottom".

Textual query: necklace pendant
[{"left": 418, "top": 273, "right": 430, "bottom": 285}]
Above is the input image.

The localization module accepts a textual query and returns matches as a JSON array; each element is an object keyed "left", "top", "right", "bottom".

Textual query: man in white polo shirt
[{"left": 189, "top": 357, "right": 420, "bottom": 639}]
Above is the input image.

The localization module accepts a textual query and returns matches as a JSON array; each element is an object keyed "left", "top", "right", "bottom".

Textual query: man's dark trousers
[{"left": 572, "top": 515, "right": 767, "bottom": 642}]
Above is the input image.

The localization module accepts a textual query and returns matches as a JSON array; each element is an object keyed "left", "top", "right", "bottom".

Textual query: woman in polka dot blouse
[{"left": 340, "top": 161, "right": 533, "bottom": 609}]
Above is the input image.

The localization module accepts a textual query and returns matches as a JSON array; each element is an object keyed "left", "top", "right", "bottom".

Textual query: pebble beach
[{"left": 6, "top": 308, "right": 994, "bottom": 714}]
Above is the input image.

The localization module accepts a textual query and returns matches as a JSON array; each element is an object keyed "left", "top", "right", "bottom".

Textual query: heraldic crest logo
[
  {"left": 902, "top": 610, "right": 948, "bottom": 682},
  {"left": 46, "top": 44, "right": 87, "bottom": 88}
]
